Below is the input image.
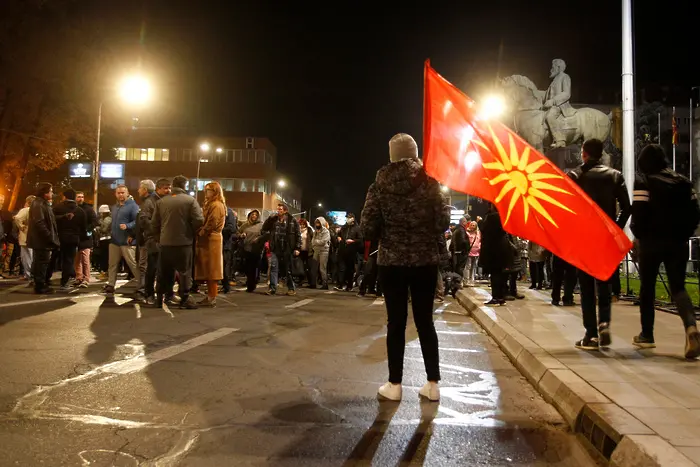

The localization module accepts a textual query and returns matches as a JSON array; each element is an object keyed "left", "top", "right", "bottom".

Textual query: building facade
[{"left": 98, "top": 130, "right": 302, "bottom": 219}]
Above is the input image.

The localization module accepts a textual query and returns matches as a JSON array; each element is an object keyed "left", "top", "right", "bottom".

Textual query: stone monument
[{"left": 499, "top": 59, "right": 612, "bottom": 169}]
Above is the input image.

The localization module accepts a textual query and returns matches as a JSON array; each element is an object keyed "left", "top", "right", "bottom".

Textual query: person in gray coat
[{"left": 151, "top": 175, "right": 204, "bottom": 308}]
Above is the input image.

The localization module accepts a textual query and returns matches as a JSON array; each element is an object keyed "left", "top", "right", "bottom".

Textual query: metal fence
[{"left": 620, "top": 236, "right": 700, "bottom": 314}]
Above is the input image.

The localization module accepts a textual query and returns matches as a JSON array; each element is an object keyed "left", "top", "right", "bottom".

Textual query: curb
[{"left": 455, "top": 288, "right": 697, "bottom": 467}]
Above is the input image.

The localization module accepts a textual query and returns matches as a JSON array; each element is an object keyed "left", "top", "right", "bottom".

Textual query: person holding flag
[{"left": 422, "top": 60, "right": 632, "bottom": 349}]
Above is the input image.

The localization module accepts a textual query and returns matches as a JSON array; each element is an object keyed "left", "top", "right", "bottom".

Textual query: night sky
[{"left": 97, "top": 0, "right": 694, "bottom": 215}]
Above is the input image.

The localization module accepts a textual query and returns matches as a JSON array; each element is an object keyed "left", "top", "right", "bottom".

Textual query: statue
[
  {"left": 499, "top": 60, "right": 612, "bottom": 154},
  {"left": 543, "top": 59, "right": 575, "bottom": 148}
]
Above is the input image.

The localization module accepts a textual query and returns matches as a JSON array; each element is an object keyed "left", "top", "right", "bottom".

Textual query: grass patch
[{"left": 621, "top": 274, "right": 700, "bottom": 305}]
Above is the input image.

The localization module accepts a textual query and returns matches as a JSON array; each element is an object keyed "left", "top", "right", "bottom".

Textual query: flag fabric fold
[
  {"left": 672, "top": 107, "right": 679, "bottom": 146},
  {"left": 423, "top": 60, "right": 632, "bottom": 281}
]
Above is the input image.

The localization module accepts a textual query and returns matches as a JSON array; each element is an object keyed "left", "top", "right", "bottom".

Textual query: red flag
[{"left": 423, "top": 61, "right": 631, "bottom": 281}]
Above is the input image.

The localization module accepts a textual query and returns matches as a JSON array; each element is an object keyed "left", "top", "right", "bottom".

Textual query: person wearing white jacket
[
  {"left": 311, "top": 216, "right": 331, "bottom": 289},
  {"left": 13, "top": 196, "right": 35, "bottom": 280}
]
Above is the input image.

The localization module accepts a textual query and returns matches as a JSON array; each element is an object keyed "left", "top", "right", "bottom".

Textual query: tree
[{"left": 0, "top": 1, "right": 102, "bottom": 210}]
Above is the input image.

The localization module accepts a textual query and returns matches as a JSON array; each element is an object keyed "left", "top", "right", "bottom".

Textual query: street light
[
  {"left": 94, "top": 75, "right": 152, "bottom": 207},
  {"left": 216, "top": 147, "right": 223, "bottom": 154},
  {"left": 278, "top": 179, "right": 286, "bottom": 188},
  {"left": 195, "top": 142, "right": 211, "bottom": 199},
  {"left": 479, "top": 95, "right": 506, "bottom": 120},
  {"left": 317, "top": 202, "right": 323, "bottom": 207}
]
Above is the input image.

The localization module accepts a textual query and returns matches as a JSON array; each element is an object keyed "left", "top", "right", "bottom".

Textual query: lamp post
[
  {"left": 195, "top": 142, "right": 209, "bottom": 199},
  {"left": 94, "top": 76, "right": 151, "bottom": 207}
]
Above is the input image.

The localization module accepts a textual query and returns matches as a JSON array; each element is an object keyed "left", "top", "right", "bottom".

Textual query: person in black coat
[
  {"left": 27, "top": 182, "right": 60, "bottom": 293},
  {"left": 75, "top": 191, "right": 98, "bottom": 287},
  {"left": 52, "top": 188, "right": 87, "bottom": 290},
  {"left": 479, "top": 203, "right": 513, "bottom": 305},
  {"left": 221, "top": 206, "right": 237, "bottom": 293}
]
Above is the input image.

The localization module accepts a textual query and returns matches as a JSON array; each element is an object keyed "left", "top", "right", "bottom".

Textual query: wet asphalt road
[{"left": 0, "top": 277, "right": 598, "bottom": 466}]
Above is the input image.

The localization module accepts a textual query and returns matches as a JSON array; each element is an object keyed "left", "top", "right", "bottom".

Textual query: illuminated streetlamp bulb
[
  {"left": 480, "top": 95, "right": 506, "bottom": 120},
  {"left": 216, "top": 147, "right": 223, "bottom": 153},
  {"left": 119, "top": 76, "right": 151, "bottom": 105},
  {"left": 317, "top": 203, "right": 323, "bottom": 207},
  {"left": 277, "top": 180, "right": 286, "bottom": 188},
  {"left": 199, "top": 143, "right": 210, "bottom": 152}
]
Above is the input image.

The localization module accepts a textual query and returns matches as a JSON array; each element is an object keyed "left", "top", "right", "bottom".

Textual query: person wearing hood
[
  {"left": 310, "top": 216, "right": 330, "bottom": 289},
  {"left": 568, "top": 138, "right": 631, "bottom": 351},
  {"left": 105, "top": 184, "right": 140, "bottom": 295},
  {"left": 74, "top": 191, "right": 98, "bottom": 287},
  {"left": 13, "top": 195, "right": 35, "bottom": 281},
  {"left": 361, "top": 133, "right": 450, "bottom": 402},
  {"left": 52, "top": 188, "right": 87, "bottom": 291},
  {"left": 238, "top": 209, "right": 263, "bottom": 292},
  {"left": 631, "top": 144, "right": 700, "bottom": 358}
]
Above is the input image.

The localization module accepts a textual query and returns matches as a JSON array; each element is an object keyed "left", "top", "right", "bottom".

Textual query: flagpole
[
  {"left": 691, "top": 97, "right": 694, "bottom": 182},
  {"left": 621, "top": 0, "right": 635, "bottom": 238}
]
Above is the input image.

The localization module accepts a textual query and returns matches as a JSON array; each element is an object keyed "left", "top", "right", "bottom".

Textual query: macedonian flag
[{"left": 423, "top": 61, "right": 632, "bottom": 280}]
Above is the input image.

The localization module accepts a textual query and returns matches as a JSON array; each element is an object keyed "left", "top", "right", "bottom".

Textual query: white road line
[
  {"left": 235, "top": 287, "right": 247, "bottom": 292},
  {"left": 0, "top": 293, "right": 102, "bottom": 309},
  {"left": 371, "top": 298, "right": 385, "bottom": 306},
  {"left": 216, "top": 296, "right": 238, "bottom": 306},
  {"left": 134, "top": 303, "right": 142, "bottom": 319},
  {"left": 324, "top": 291, "right": 336, "bottom": 294},
  {"left": 434, "top": 303, "right": 450, "bottom": 313},
  {"left": 0, "top": 283, "right": 29, "bottom": 295},
  {"left": 285, "top": 298, "right": 314, "bottom": 309},
  {"left": 106, "top": 327, "right": 238, "bottom": 374}
]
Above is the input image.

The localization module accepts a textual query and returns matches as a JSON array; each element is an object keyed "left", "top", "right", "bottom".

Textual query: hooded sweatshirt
[
  {"left": 361, "top": 158, "right": 450, "bottom": 267},
  {"left": 311, "top": 216, "right": 330, "bottom": 254},
  {"left": 238, "top": 209, "right": 263, "bottom": 252}
]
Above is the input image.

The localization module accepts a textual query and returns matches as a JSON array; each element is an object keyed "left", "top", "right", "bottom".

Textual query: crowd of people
[{"left": 2, "top": 133, "right": 700, "bottom": 401}]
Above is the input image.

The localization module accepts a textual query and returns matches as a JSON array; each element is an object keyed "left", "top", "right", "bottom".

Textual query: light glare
[
  {"left": 119, "top": 76, "right": 151, "bottom": 105},
  {"left": 480, "top": 95, "right": 506, "bottom": 119},
  {"left": 200, "top": 143, "right": 210, "bottom": 152}
]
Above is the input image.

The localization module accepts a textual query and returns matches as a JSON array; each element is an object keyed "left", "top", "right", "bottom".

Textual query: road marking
[
  {"left": 235, "top": 287, "right": 247, "bottom": 292},
  {"left": 324, "top": 290, "right": 336, "bottom": 294},
  {"left": 216, "top": 296, "right": 238, "bottom": 306},
  {"left": 285, "top": 298, "right": 314, "bottom": 309},
  {"left": 434, "top": 303, "right": 450, "bottom": 313},
  {"left": 436, "top": 330, "right": 480, "bottom": 336},
  {"left": 0, "top": 283, "right": 29, "bottom": 295},
  {"left": 372, "top": 298, "right": 384, "bottom": 306},
  {"left": 0, "top": 293, "right": 102, "bottom": 309},
  {"left": 106, "top": 327, "right": 238, "bottom": 374}
]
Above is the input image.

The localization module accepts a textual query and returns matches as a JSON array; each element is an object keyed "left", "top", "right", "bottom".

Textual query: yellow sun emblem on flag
[{"left": 475, "top": 126, "right": 576, "bottom": 227}]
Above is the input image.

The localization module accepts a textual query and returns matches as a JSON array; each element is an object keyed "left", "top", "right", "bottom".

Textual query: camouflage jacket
[{"left": 360, "top": 159, "right": 450, "bottom": 267}]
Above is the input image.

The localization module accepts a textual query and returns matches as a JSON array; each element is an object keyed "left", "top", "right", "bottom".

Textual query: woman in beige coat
[{"left": 195, "top": 182, "right": 226, "bottom": 307}]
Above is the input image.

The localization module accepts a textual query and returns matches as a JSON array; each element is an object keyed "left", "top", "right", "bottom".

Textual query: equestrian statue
[{"left": 500, "top": 59, "right": 611, "bottom": 153}]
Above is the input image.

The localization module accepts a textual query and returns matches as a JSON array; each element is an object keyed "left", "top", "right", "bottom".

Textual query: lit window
[
  {"left": 256, "top": 179, "right": 265, "bottom": 192},
  {"left": 162, "top": 149, "right": 169, "bottom": 161},
  {"left": 115, "top": 148, "right": 127, "bottom": 160},
  {"left": 148, "top": 148, "right": 155, "bottom": 161},
  {"left": 127, "top": 148, "right": 136, "bottom": 160},
  {"left": 140, "top": 148, "right": 148, "bottom": 161}
]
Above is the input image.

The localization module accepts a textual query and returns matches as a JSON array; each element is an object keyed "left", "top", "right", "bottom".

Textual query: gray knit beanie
[{"left": 389, "top": 133, "right": 419, "bottom": 163}]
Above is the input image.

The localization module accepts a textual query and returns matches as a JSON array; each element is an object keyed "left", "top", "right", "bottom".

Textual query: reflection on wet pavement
[{"left": 0, "top": 288, "right": 595, "bottom": 466}]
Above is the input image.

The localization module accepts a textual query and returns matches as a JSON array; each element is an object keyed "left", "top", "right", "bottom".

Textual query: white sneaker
[
  {"left": 419, "top": 382, "right": 440, "bottom": 401},
  {"left": 377, "top": 382, "right": 402, "bottom": 401}
]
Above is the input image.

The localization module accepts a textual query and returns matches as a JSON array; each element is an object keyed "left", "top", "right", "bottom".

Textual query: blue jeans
[
  {"left": 269, "top": 252, "right": 295, "bottom": 291},
  {"left": 21, "top": 246, "right": 33, "bottom": 279}
]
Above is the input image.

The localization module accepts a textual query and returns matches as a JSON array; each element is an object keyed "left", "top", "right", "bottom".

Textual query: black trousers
[
  {"left": 244, "top": 250, "right": 261, "bottom": 291},
  {"left": 222, "top": 249, "right": 233, "bottom": 292},
  {"left": 529, "top": 261, "right": 544, "bottom": 288},
  {"left": 51, "top": 245, "right": 77, "bottom": 286},
  {"left": 578, "top": 270, "right": 611, "bottom": 338},
  {"left": 379, "top": 265, "right": 440, "bottom": 384},
  {"left": 638, "top": 240, "right": 696, "bottom": 338},
  {"left": 453, "top": 253, "right": 468, "bottom": 275},
  {"left": 611, "top": 267, "right": 621, "bottom": 297},
  {"left": 339, "top": 252, "right": 357, "bottom": 289},
  {"left": 145, "top": 249, "right": 159, "bottom": 298},
  {"left": 551, "top": 256, "right": 577, "bottom": 303},
  {"left": 157, "top": 245, "right": 193, "bottom": 300},
  {"left": 360, "top": 256, "right": 381, "bottom": 294},
  {"left": 490, "top": 271, "right": 506, "bottom": 300},
  {"left": 32, "top": 248, "right": 53, "bottom": 291},
  {"left": 8, "top": 243, "right": 20, "bottom": 274}
]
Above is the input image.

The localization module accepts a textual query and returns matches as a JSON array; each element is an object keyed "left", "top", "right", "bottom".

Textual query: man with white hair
[
  {"left": 542, "top": 58, "right": 575, "bottom": 149},
  {"left": 137, "top": 178, "right": 171, "bottom": 304}
]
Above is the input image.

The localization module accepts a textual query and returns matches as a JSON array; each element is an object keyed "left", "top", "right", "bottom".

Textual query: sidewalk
[{"left": 457, "top": 286, "right": 700, "bottom": 467}]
